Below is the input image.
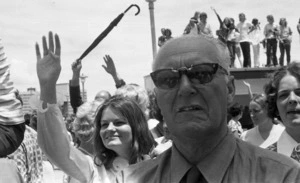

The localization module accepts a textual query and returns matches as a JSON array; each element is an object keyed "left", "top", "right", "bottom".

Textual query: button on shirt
[{"left": 120, "top": 131, "right": 300, "bottom": 183}]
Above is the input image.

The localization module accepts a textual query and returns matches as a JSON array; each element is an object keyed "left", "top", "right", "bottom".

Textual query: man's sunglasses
[{"left": 150, "top": 63, "right": 225, "bottom": 90}]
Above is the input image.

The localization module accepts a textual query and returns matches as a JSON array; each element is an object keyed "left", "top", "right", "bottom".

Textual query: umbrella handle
[
  {"left": 77, "top": 4, "right": 140, "bottom": 62},
  {"left": 124, "top": 4, "right": 140, "bottom": 16}
]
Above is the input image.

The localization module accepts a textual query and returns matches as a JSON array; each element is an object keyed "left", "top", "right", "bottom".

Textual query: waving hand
[{"left": 35, "top": 31, "right": 61, "bottom": 104}]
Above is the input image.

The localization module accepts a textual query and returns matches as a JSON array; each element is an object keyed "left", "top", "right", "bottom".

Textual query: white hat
[{"left": 0, "top": 39, "right": 24, "bottom": 125}]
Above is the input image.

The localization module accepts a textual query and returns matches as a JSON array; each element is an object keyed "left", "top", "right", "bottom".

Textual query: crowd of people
[
  {"left": 1, "top": 8, "right": 300, "bottom": 183},
  {"left": 159, "top": 11, "right": 300, "bottom": 69}
]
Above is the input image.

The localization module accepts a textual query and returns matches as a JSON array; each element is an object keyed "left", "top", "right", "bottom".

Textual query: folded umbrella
[{"left": 78, "top": 4, "right": 140, "bottom": 62}]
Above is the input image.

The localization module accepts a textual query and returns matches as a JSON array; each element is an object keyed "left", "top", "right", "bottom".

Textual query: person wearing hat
[
  {"left": 120, "top": 35, "right": 300, "bottom": 182},
  {"left": 0, "top": 37, "right": 25, "bottom": 183},
  {"left": 0, "top": 39, "right": 25, "bottom": 157}
]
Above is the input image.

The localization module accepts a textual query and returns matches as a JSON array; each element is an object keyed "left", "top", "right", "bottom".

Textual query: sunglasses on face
[{"left": 150, "top": 63, "right": 225, "bottom": 90}]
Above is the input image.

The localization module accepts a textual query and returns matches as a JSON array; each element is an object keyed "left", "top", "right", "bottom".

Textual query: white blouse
[
  {"left": 37, "top": 102, "right": 128, "bottom": 183},
  {"left": 241, "top": 124, "right": 285, "bottom": 148}
]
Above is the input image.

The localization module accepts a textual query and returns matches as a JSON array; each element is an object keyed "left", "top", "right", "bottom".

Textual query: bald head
[
  {"left": 152, "top": 35, "right": 230, "bottom": 72},
  {"left": 94, "top": 90, "right": 111, "bottom": 102}
]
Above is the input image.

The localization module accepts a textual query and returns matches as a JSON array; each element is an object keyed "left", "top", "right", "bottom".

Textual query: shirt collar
[
  {"left": 170, "top": 131, "right": 236, "bottom": 183},
  {"left": 277, "top": 130, "right": 298, "bottom": 156},
  {"left": 170, "top": 145, "right": 192, "bottom": 183}
]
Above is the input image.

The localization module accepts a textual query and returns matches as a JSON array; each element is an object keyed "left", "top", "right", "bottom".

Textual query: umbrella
[{"left": 77, "top": 4, "right": 140, "bottom": 62}]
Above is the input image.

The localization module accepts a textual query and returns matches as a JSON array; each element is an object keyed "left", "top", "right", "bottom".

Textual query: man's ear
[{"left": 227, "top": 75, "right": 235, "bottom": 106}]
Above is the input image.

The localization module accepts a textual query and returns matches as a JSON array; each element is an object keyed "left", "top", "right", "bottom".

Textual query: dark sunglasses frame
[{"left": 150, "top": 63, "right": 224, "bottom": 90}]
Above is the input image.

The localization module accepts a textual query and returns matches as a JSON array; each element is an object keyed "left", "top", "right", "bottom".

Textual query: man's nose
[{"left": 178, "top": 75, "right": 196, "bottom": 96}]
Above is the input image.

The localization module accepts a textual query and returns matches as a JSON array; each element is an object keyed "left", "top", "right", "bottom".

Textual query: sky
[{"left": 1, "top": 0, "right": 300, "bottom": 101}]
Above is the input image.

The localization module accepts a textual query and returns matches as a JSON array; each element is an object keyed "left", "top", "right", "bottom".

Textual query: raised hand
[
  {"left": 71, "top": 59, "right": 82, "bottom": 76},
  {"left": 36, "top": 31, "right": 61, "bottom": 104},
  {"left": 36, "top": 31, "right": 61, "bottom": 88},
  {"left": 242, "top": 80, "right": 251, "bottom": 88},
  {"left": 243, "top": 80, "right": 253, "bottom": 99},
  {"left": 102, "top": 54, "right": 117, "bottom": 77}
]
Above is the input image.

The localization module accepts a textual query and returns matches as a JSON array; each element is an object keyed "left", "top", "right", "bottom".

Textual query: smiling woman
[
  {"left": 36, "top": 32, "right": 156, "bottom": 183},
  {"left": 94, "top": 96, "right": 156, "bottom": 171},
  {"left": 100, "top": 107, "right": 132, "bottom": 154},
  {"left": 240, "top": 93, "right": 284, "bottom": 148}
]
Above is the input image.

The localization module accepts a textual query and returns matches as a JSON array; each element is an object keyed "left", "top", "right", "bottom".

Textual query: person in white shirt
[
  {"left": 227, "top": 103, "right": 244, "bottom": 138},
  {"left": 265, "top": 62, "right": 300, "bottom": 163},
  {"left": 241, "top": 93, "right": 284, "bottom": 148},
  {"left": 236, "top": 13, "right": 252, "bottom": 68},
  {"left": 35, "top": 32, "right": 156, "bottom": 183},
  {"left": 248, "top": 18, "right": 264, "bottom": 68},
  {"left": 198, "top": 12, "right": 213, "bottom": 37},
  {"left": 224, "top": 17, "right": 242, "bottom": 68}
]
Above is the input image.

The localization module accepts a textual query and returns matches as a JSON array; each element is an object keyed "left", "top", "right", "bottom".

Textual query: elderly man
[
  {"left": 36, "top": 32, "right": 300, "bottom": 182},
  {"left": 121, "top": 35, "right": 300, "bottom": 182},
  {"left": 94, "top": 90, "right": 111, "bottom": 103}
]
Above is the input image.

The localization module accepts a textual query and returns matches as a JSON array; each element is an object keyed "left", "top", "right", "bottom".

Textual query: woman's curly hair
[{"left": 264, "top": 61, "right": 300, "bottom": 120}]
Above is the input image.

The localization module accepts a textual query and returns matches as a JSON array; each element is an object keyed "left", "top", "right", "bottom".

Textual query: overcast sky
[{"left": 1, "top": 0, "right": 300, "bottom": 101}]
